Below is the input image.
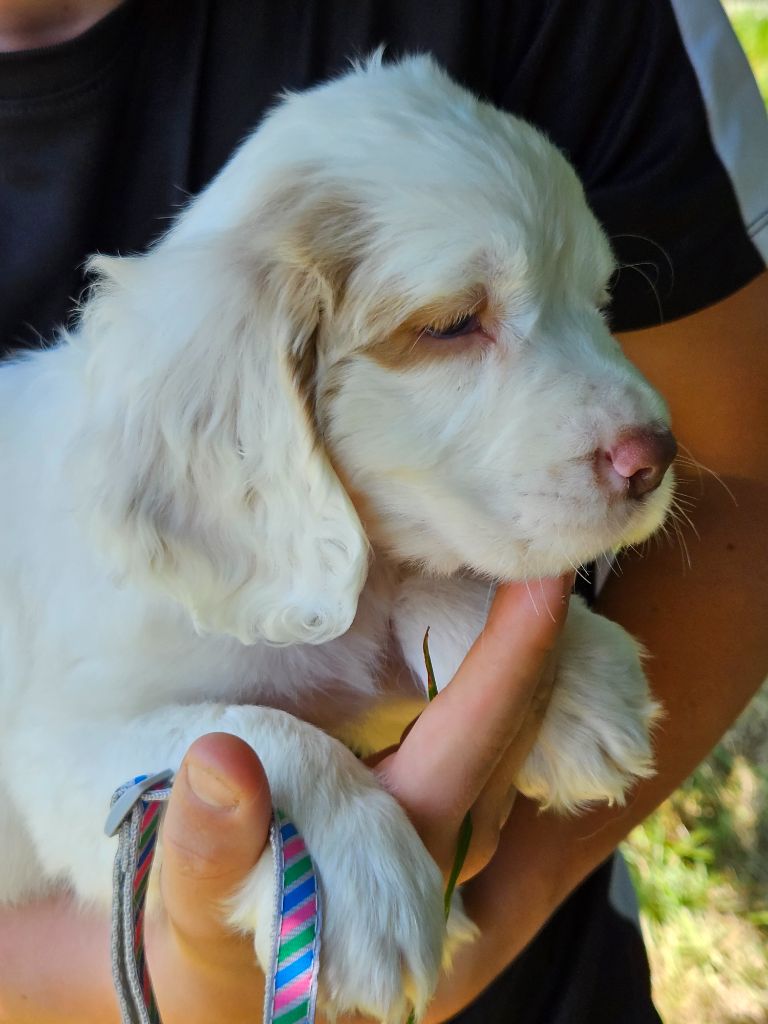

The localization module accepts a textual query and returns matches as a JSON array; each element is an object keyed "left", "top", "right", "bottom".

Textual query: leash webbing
[
  {"left": 105, "top": 772, "right": 321, "bottom": 1024},
  {"left": 265, "top": 810, "right": 322, "bottom": 1024}
]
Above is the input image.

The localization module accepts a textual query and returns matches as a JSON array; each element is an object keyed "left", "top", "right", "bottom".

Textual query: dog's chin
[
  {"left": 503, "top": 478, "right": 674, "bottom": 581},
  {"left": 616, "top": 478, "right": 675, "bottom": 550},
  {"left": 437, "top": 484, "right": 673, "bottom": 583},
  {"left": 364, "top": 470, "right": 674, "bottom": 586},
  {"left": 534, "top": 499, "right": 672, "bottom": 580}
]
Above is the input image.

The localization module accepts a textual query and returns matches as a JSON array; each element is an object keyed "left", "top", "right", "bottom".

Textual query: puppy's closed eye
[
  {"left": 364, "top": 290, "right": 494, "bottom": 369},
  {"left": 423, "top": 311, "right": 482, "bottom": 340}
]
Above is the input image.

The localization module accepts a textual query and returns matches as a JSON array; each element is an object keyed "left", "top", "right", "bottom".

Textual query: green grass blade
[
  {"left": 444, "top": 811, "right": 473, "bottom": 920},
  {"left": 423, "top": 627, "right": 438, "bottom": 702}
]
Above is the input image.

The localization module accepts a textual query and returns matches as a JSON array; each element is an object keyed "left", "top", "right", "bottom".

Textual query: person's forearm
[
  {"left": 436, "top": 273, "right": 768, "bottom": 1018},
  {"left": 424, "top": 461, "right": 768, "bottom": 1021}
]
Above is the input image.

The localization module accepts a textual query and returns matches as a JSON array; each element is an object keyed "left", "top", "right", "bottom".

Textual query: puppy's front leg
[
  {"left": 393, "top": 576, "right": 659, "bottom": 811},
  {"left": 9, "top": 704, "right": 445, "bottom": 1023},
  {"left": 517, "top": 595, "right": 661, "bottom": 810}
]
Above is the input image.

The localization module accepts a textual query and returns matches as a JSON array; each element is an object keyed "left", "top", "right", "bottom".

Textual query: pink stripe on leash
[
  {"left": 280, "top": 898, "right": 316, "bottom": 938},
  {"left": 282, "top": 835, "right": 306, "bottom": 861},
  {"left": 273, "top": 973, "right": 312, "bottom": 1012}
]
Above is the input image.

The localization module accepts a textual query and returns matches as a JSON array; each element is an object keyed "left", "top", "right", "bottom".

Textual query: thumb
[{"left": 159, "top": 733, "right": 272, "bottom": 951}]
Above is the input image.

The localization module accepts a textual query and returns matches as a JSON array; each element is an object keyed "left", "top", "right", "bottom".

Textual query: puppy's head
[
  {"left": 77, "top": 56, "right": 674, "bottom": 643},
  {"left": 281, "top": 56, "right": 675, "bottom": 579}
]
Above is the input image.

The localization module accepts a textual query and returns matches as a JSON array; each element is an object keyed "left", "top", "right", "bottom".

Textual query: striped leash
[{"left": 105, "top": 772, "right": 321, "bottom": 1024}]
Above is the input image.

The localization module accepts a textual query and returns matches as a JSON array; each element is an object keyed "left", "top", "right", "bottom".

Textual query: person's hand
[
  {"left": 374, "top": 576, "right": 570, "bottom": 883},
  {"left": 0, "top": 733, "right": 275, "bottom": 1024},
  {"left": 149, "top": 577, "right": 570, "bottom": 1024},
  {"left": 0, "top": 578, "right": 570, "bottom": 1024},
  {"left": 150, "top": 577, "right": 571, "bottom": 1024}
]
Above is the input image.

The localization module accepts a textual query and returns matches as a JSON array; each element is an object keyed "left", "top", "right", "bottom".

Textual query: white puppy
[{"left": 0, "top": 56, "right": 675, "bottom": 1021}]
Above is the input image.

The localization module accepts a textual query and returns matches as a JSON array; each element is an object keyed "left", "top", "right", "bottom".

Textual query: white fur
[{"left": 0, "top": 57, "right": 670, "bottom": 1021}]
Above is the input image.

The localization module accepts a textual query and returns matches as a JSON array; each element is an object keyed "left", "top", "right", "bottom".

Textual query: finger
[
  {"left": 158, "top": 733, "right": 272, "bottom": 954},
  {"left": 461, "top": 650, "right": 558, "bottom": 879},
  {"left": 380, "top": 576, "right": 571, "bottom": 836}
]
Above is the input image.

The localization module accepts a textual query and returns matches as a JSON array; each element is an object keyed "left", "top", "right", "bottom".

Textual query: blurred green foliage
[
  {"left": 623, "top": 694, "right": 768, "bottom": 1021},
  {"left": 731, "top": 10, "right": 768, "bottom": 106}
]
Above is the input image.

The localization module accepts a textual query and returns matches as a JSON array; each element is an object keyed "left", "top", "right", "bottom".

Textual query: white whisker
[{"left": 677, "top": 443, "right": 737, "bottom": 505}]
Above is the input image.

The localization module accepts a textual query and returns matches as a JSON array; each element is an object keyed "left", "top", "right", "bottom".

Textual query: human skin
[
  {"left": 1, "top": 2, "right": 766, "bottom": 1016},
  {"left": 0, "top": 576, "right": 570, "bottom": 1024},
  {"left": 426, "top": 268, "right": 768, "bottom": 1019},
  {"left": 0, "top": 0, "right": 123, "bottom": 50},
  {"left": 1, "top": 271, "right": 766, "bottom": 1023}
]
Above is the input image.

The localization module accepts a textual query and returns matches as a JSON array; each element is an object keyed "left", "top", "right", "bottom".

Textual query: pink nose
[{"left": 603, "top": 427, "right": 677, "bottom": 499}]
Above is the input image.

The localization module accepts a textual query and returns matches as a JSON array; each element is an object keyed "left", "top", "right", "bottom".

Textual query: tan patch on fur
[
  {"left": 364, "top": 287, "right": 490, "bottom": 370},
  {"left": 241, "top": 172, "right": 370, "bottom": 439},
  {"left": 288, "top": 196, "right": 363, "bottom": 302},
  {"left": 254, "top": 174, "right": 367, "bottom": 307},
  {"left": 326, "top": 443, "right": 380, "bottom": 538},
  {"left": 286, "top": 334, "right": 320, "bottom": 439}
]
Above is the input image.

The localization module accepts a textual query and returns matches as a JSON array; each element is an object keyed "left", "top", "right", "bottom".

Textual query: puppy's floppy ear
[{"left": 76, "top": 210, "right": 368, "bottom": 646}]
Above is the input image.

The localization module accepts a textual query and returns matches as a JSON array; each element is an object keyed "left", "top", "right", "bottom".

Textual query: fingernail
[{"left": 186, "top": 761, "right": 239, "bottom": 809}]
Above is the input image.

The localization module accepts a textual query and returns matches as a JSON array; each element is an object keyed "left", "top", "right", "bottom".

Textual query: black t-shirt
[
  {"left": 1, "top": 2, "right": 766, "bottom": 1021},
  {"left": 2, "top": 0, "right": 766, "bottom": 355}
]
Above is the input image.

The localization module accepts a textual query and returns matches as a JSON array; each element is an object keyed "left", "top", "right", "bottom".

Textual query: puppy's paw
[
  {"left": 444, "top": 889, "right": 480, "bottom": 971},
  {"left": 230, "top": 769, "right": 445, "bottom": 1023},
  {"left": 516, "top": 597, "right": 661, "bottom": 811}
]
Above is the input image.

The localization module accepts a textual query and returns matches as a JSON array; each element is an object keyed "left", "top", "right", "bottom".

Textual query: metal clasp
[{"left": 104, "top": 769, "right": 175, "bottom": 837}]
